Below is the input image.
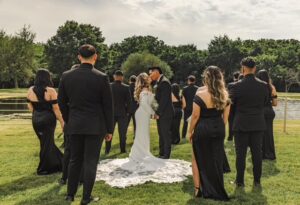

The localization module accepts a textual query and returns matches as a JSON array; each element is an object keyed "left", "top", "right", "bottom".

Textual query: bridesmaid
[
  {"left": 189, "top": 66, "right": 230, "bottom": 201},
  {"left": 27, "top": 69, "right": 64, "bottom": 175},
  {"left": 257, "top": 70, "right": 277, "bottom": 160},
  {"left": 171, "top": 83, "right": 183, "bottom": 144}
]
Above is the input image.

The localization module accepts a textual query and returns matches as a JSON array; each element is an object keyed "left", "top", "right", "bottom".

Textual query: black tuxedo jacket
[
  {"left": 182, "top": 84, "right": 199, "bottom": 113},
  {"left": 129, "top": 83, "right": 138, "bottom": 114},
  {"left": 231, "top": 74, "right": 269, "bottom": 132},
  {"left": 111, "top": 81, "right": 131, "bottom": 117},
  {"left": 155, "top": 75, "right": 174, "bottom": 119},
  {"left": 58, "top": 63, "right": 114, "bottom": 135}
]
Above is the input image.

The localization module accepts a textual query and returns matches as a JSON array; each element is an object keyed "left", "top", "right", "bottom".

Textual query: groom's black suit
[
  {"left": 231, "top": 73, "right": 269, "bottom": 185},
  {"left": 155, "top": 75, "right": 174, "bottom": 159},
  {"left": 58, "top": 63, "right": 114, "bottom": 200}
]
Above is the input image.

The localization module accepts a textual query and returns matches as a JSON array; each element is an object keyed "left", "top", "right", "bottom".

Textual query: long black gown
[
  {"left": 262, "top": 96, "right": 276, "bottom": 160},
  {"left": 28, "top": 88, "right": 63, "bottom": 175},
  {"left": 192, "top": 95, "right": 229, "bottom": 201}
]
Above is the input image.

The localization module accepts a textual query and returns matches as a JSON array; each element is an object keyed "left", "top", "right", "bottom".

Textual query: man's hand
[
  {"left": 105, "top": 134, "right": 112, "bottom": 141},
  {"left": 153, "top": 114, "right": 160, "bottom": 120}
]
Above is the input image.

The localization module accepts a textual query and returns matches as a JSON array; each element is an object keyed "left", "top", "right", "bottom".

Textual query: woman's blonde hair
[
  {"left": 134, "top": 72, "right": 151, "bottom": 102},
  {"left": 202, "top": 66, "right": 229, "bottom": 110}
]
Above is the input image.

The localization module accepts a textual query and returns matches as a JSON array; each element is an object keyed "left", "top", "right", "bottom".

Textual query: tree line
[{"left": 0, "top": 21, "right": 299, "bottom": 92}]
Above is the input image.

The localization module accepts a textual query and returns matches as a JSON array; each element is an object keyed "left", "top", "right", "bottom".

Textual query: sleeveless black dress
[
  {"left": 262, "top": 92, "right": 276, "bottom": 160},
  {"left": 192, "top": 95, "right": 229, "bottom": 201},
  {"left": 28, "top": 87, "right": 63, "bottom": 175}
]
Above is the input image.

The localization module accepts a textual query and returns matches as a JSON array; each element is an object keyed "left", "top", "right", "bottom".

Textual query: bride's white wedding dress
[{"left": 96, "top": 91, "right": 192, "bottom": 188}]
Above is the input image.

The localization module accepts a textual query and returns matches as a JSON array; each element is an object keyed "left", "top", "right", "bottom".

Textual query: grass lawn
[{"left": 0, "top": 118, "right": 300, "bottom": 205}]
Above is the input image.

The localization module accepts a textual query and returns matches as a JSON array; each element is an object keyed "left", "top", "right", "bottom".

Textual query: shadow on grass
[
  {"left": 16, "top": 184, "right": 69, "bottom": 205},
  {"left": 0, "top": 173, "right": 59, "bottom": 197},
  {"left": 262, "top": 160, "right": 280, "bottom": 178},
  {"left": 246, "top": 157, "right": 280, "bottom": 178}
]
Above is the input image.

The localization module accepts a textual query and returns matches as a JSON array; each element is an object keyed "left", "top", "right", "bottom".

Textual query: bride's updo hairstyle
[
  {"left": 134, "top": 72, "right": 151, "bottom": 102},
  {"left": 202, "top": 66, "right": 229, "bottom": 110}
]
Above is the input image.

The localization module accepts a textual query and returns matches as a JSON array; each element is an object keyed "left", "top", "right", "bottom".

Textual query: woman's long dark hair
[
  {"left": 257, "top": 69, "right": 272, "bottom": 94},
  {"left": 171, "top": 83, "right": 181, "bottom": 102},
  {"left": 33, "top": 69, "right": 53, "bottom": 101}
]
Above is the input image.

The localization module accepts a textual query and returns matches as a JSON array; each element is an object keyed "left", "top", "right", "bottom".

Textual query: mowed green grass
[{"left": 0, "top": 118, "right": 300, "bottom": 205}]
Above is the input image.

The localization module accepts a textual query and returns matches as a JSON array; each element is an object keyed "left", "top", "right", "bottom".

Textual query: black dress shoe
[
  {"left": 254, "top": 181, "right": 261, "bottom": 187},
  {"left": 65, "top": 195, "right": 74, "bottom": 202},
  {"left": 58, "top": 178, "right": 66, "bottom": 185},
  {"left": 235, "top": 182, "right": 245, "bottom": 187},
  {"left": 80, "top": 196, "right": 100, "bottom": 205}
]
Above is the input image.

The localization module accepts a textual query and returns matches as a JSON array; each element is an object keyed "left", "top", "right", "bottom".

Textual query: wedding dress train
[{"left": 96, "top": 91, "right": 192, "bottom": 188}]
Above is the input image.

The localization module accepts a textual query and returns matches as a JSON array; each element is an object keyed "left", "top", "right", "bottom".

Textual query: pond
[
  {"left": 0, "top": 97, "right": 29, "bottom": 115},
  {"left": 0, "top": 98, "right": 299, "bottom": 120}
]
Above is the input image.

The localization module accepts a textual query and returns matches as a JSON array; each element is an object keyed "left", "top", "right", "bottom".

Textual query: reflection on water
[
  {"left": 0, "top": 98, "right": 300, "bottom": 120},
  {"left": 0, "top": 97, "right": 29, "bottom": 115}
]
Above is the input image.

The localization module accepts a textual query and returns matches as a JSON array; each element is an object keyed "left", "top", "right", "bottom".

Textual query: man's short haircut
[
  {"left": 114, "top": 70, "right": 124, "bottom": 76},
  {"left": 78, "top": 44, "right": 96, "bottom": 58},
  {"left": 187, "top": 75, "right": 196, "bottom": 83},
  {"left": 129, "top": 75, "right": 136, "bottom": 83},
  {"left": 241, "top": 57, "right": 256, "bottom": 69},
  {"left": 148, "top": 66, "right": 162, "bottom": 74}
]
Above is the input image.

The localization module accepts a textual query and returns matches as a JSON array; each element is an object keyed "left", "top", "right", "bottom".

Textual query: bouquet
[{"left": 151, "top": 98, "right": 159, "bottom": 112}]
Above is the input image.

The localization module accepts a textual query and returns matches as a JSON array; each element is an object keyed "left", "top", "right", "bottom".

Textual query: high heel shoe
[{"left": 194, "top": 187, "right": 203, "bottom": 198}]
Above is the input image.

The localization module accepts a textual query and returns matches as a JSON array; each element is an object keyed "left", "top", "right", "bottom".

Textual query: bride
[{"left": 96, "top": 73, "right": 191, "bottom": 188}]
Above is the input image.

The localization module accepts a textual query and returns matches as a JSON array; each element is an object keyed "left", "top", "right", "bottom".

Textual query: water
[
  {"left": 0, "top": 97, "right": 29, "bottom": 115},
  {"left": 0, "top": 98, "right": 299, "bottom": 120},
  {"left": 274, "top": 99, "right": 300, "bottom": 120}
]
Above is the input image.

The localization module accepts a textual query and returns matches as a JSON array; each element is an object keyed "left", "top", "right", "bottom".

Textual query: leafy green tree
[
  {"left": 45, "top": 20, "right": 108, "bottom": 78},
  {"left": 0, "top": 26, "right": 36, "bottom": 88},
  {"left": 121, "top": 52, "right": 173, "bottom": 80},
  {"left": 206, "top": 35, "right": 246, "bottom": 80}
]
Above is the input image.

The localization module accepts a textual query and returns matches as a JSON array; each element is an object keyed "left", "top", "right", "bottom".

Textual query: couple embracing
[{"left": 96, "top": 68, "right": 191, "bottom": 188}]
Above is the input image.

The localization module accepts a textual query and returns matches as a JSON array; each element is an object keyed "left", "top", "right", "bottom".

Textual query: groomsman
[
  {"left": 149, "top": 66, "right": 174, "bottom": 159},
  {"left": 105, "top": 70, "right": 131, "bottom": 154},
  {"left": 181, "top": 75, "right": 198, "bottom": 139},
  {"left": 227, "top": 71, "right": 240, "bottom": 141},
  {"left": 128, "top": 75, "right": 138, "bottom": 137},
  {"left": 231, "top": 57, "right": 269, "bottom": 187},
  {"left": 58, "top": 44, "right": 113, "bottom": 204}
]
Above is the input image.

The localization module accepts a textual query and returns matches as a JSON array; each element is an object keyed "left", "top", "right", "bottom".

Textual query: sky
[{"left": 0, "top": 0, "right": 299, "bottom": 49}]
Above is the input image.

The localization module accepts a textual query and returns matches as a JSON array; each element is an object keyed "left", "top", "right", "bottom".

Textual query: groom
[{"left": 149, "top": 66, "right": 174, "bottom": 159}]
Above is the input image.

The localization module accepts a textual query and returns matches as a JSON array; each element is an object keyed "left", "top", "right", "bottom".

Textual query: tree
[
  {"left": 108, "top": 35, "right": 165, "bottom": 69},
  {"left": 121, "top": 52, "right": 173, "bottom": 80},
  {"left": 206, "top": 35, "right": 246, "bottom": 80},
  {"left": 0, "top": 26, "right": 36, "bottom": 88},
  {"left": 45, "top": 20, "right": 108, "bottom": 78}
]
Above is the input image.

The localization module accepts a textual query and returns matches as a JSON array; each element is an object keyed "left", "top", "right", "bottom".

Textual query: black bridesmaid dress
[
  {"left": 28, "top": 87, "right": 63, "bottom": 175},
  {"left": 192, "top": 95, "right": 229, "bottom": 201},
  {"left": 262, "top": 95, "right": 276, "bottom": 160}
]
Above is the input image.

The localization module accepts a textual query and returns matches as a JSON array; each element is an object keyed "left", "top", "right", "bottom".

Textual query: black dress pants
[
  {"left": 67, "top": 134, "right": 103, "bottom": 200},
  {"left": 234, "top": 131, "right": 263, "bottom": 184},
  {"left": 157, "top": 117, "right": 173, "bottom": 158},
  {"left": 106, "top": 115, "right": 128, "bottom": 153}
]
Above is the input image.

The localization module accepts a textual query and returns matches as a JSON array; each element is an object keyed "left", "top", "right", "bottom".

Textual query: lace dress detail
[{"left": 96, "top": 91, "right": 192, "bottom": 188}]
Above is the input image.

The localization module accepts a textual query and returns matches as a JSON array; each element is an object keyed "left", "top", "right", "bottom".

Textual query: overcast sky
[{"left": 0, "top": 0, "right": 299, "bottom": 48}]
